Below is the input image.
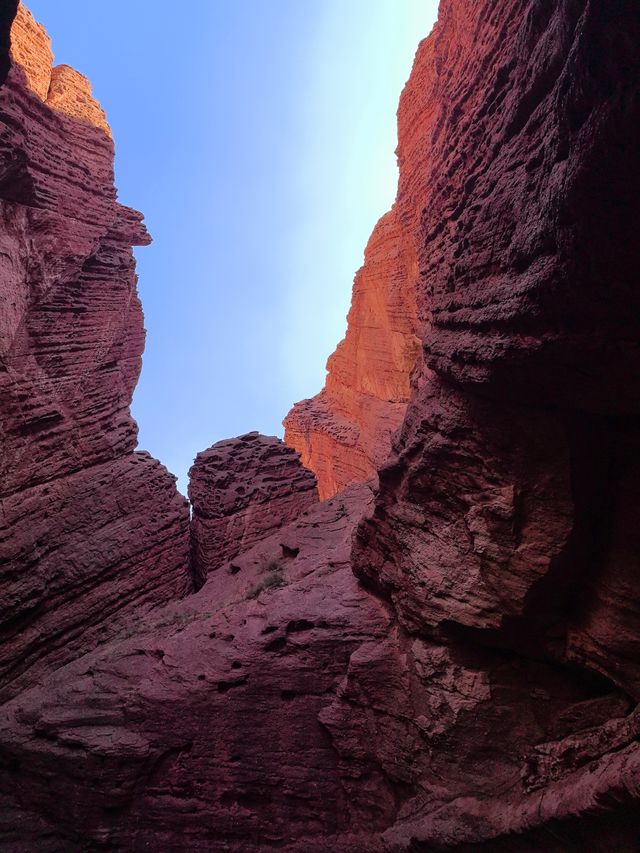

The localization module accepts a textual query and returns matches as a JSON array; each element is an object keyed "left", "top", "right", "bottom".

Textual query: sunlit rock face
[
  {"left": 189, "top": 432, "right": 318, "bottom": 587},
  {"left": 0, "top": 3, "right": 190, "bottom": 702},
  {"left": 9, "top": 3, "right": 110, "bottom": 134},
  {"left": 283, "top": 37, "right": 441, "bottom": 502},
  {"left": 284, "top": 208, "right": 421, "bottom": 500},
  {"left": 1, "top": 1, "right": 640, "bottom": 851},
  {"left": 7, "top": 3, "right": 50, "bottom": 99},
  {"left": 283, "top": 8, "right": 447, "bottom": 502}
]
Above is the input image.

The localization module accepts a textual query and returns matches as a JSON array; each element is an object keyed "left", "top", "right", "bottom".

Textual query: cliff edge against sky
[
  {"left": 1, "top": 2, "right": 640, "bottom": 851},
  {"left": 0, "top": 3, "right": 190, "bottom": 704}
]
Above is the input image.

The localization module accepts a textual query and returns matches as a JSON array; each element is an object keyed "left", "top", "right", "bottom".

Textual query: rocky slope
[
  {"left": 0, "top": 483, "right": 391, "bottom": 852},
  {"left": 1, "top": 1, "right": 640, "bottom": 851},
  {"left": 0, "top": 4, "right": 190, "bottom": 702}
]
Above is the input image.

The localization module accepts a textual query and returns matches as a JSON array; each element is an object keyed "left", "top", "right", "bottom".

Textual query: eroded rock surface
[
  {"left": 415, "top": 1, "right": 640, "bottom": 413},
  {"left": 2, "top": 1, "right": 640, "bottom": 851},
  {"left": 2, "top": 486, "right": 639, "bottom": 852},
  {"left": 350, "top": 0, "right": 640, "bottom": 846},
  {"left": 0, "top": 485, "right": 395, "bottom": 852},
  {"left": 189, "top": 433, "right": 318, "bottom": 586},
  {"left": 9, "top": 4, "right": 110, "bottom": 135},
  {"left": 283, "top": 1, "right": 455, "bottom": 501},
  {"left": 0, "top": 4, "right": 190, "bottom": 702},
  {"left": 284, "top": 204, "right": 421, "bottom": 500}
]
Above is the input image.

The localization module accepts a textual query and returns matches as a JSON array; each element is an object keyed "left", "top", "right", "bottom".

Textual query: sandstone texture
[
  {"left": 0, "top": 4, "right": 190, "bottom": 702},
  {"left": 2, "top": 1, "right": 640, "bottom": 852},
  {"left": 7, "top": 3, "right": 49, "bottom": 99},
  {"left": 189, "top": 433, "right": 318, "bottom": 586},
  {"left": 414, "top": 2, "right": 640, "bottom": 412},
  {"left": 350, "top": 0, "right": 640, "bottom": 845},
  {"left": 0, "top": 485, "right": 397, "bottom": 852},
  {"left": 46, "top": 63, "right": 111, "bottom": 137},
  {"left": 284, "top": 205, "right": 421, "bottom": 500},
  {"left": 9, "top": 4, "right": 111, "bottom": 136},
  {"left": 283, "top": 2, "right": 448, "bottom": 501}
]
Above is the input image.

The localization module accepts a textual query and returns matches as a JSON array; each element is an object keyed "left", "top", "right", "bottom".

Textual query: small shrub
[
  {"left": 246, "top": 568, "right": 285, "bottom": 600},
  {"left": 154, "top": 610, "right": 197, "bottom": 631},
  {"left": 262, "top": 558, "right": 282, "bottom": 574}
]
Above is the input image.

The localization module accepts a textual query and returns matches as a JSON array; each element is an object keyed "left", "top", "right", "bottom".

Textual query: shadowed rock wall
[
  {"left": 0, "top": 4, "right": 190, "bottom": 702},
  {"left": 1, "top": 2, "right": 640, "bottom": 851}
]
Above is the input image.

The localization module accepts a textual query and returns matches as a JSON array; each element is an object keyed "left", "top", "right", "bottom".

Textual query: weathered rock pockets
[
  {"left": 189, "top": 432, "right": 319, "bottom": 588},
  {"left": 2, "top": 1, "right": 640, "bottom": 852}
]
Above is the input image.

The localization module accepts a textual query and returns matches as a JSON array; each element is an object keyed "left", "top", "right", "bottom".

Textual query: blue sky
[{"left": 26, "top": 1, "right": 438, "bottom": 493}]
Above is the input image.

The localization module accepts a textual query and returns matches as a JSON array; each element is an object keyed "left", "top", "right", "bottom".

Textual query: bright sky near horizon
[{"left": 26, "top": 0, "right": 439, "bottom": 494}]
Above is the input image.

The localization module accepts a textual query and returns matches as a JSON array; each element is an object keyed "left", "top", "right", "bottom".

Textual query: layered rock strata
[
  {"left": 2, "top": 1, "right": 640, "bottom": 851},
  {"left": 283, "top": 6, "right": 449, "bottom": 501},
  {"left": 9, "top": 4, "right": 110, "bottom": 134},
  {"left": 0, "top": 5, "right": 190, "bottom": 702},
  {"left": 189, "top": 433, "right": 318, "bottom": 586},
  {"left": 284, "top": 206, "right": 421, "bottom": 501},
  {"left": 350, "top": 0, "right": 640, "bottom": 845},
  {"left": 0, "top": 484, "right": 392, "bottom": 852}
]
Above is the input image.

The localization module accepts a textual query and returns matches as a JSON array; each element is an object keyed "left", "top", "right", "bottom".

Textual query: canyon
[{"left": 1, "top": 1, "right": 639, "bottom": 851}]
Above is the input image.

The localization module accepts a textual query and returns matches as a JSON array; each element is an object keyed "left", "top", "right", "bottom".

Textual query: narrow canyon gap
[{"left": 1, "top": 2, "right": 640, "bottom": 852}]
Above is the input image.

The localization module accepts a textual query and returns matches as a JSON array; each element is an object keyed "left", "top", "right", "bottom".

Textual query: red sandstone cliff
[
  {"left": 1, "top": 2, "right": 640, "bottom": 851},
  {"left": 0, "top": 4, "right": 190, "bottom": 703},
  {"left": 283, "top": 15, "right": 448, "bottom": 502},
  {"left": 284, "top": 207, "right": 421, "bottom": 500}
]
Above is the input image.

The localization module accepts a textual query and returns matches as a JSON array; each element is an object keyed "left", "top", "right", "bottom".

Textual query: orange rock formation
[
  {"left": 283, "top": 35, "right": 438, "bottom": 500},
  {"left": 8, "top": 2, "right": 50, "bottom": 99},
  {"left": 9, "top": 3, "right": 111, "bottom": 137},
  {"left": 284, "top": 207, "right": 421, "bottom": 500}
]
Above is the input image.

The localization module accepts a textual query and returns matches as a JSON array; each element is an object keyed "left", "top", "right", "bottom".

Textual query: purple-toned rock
[
  {"left": 0, "top": 484, "right": 394, "bottom": 852},
  {"left": 0, "top": 4, "right": 190, "bottom": 701},
  {"left": 189, "top": 432, "right": 318, "bottom": 586},
  {"left": 1, "top": 485, "right": 638, "bottom": 852},
  {"left": 2, "top": 0, "right": 640, "bottom": 850}
]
